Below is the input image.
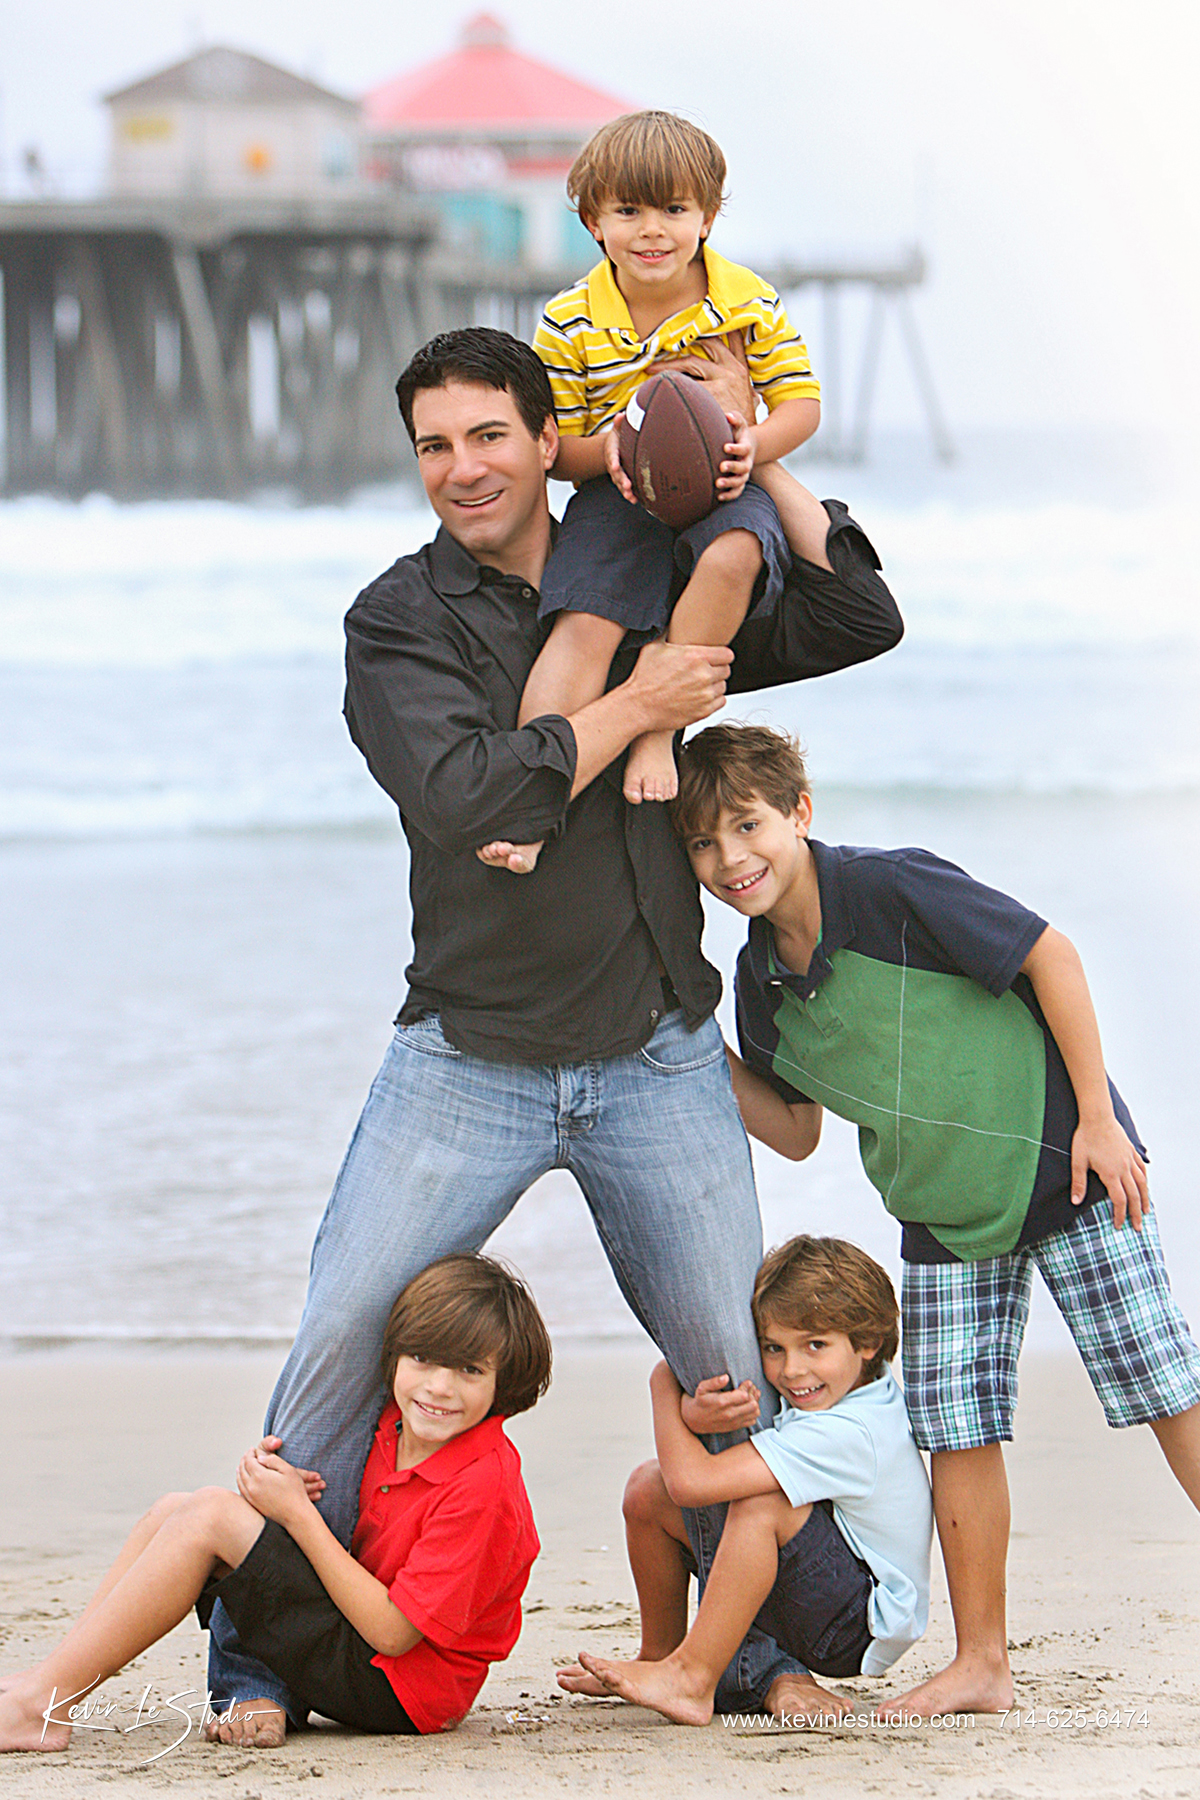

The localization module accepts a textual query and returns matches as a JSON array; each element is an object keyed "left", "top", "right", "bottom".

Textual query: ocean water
[{"left": 2, "top": 429, "right": 1198, "bottom": 1354}]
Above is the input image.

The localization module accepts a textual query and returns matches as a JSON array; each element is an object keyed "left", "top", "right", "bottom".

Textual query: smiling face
[
  {"left": 759, "top": 1319, "right": 876, "bottom": 1413},
  {"left": 410, "top": 379, "right": 557, "bottom": 581},
  {"left": 588, "top": 195, "right": 713, "bottom": 299},
  {"left": 391, "top": 1352, "right": 498, "bottom": 1466},
  {"left": 683, "top": 790, "right": 814, "bottom": 922}
]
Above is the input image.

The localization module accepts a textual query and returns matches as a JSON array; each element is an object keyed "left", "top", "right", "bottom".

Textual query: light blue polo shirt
[{"left": 750, "top": 1369, "right": 932, "bottom": 1675}]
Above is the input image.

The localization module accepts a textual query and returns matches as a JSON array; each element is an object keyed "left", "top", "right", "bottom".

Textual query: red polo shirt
[{"left": 351, "top": 1403, "right": 540, "bottom": 1732}]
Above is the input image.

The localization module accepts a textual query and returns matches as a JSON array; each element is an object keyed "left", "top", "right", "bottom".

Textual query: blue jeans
[{"left": 207, "top": 1010, "right": 805, "bottom": 1717}]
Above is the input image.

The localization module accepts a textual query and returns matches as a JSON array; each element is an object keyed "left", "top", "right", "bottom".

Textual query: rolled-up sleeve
[
  {"left": 728, "top": 499, "right": 903, "bottom": 692},
  {"left": 345, "top": 584, "right": 578, "bottom": 856}
]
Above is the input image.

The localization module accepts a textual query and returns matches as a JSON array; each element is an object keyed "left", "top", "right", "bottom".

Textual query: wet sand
[{"left": 1, "top": 1341, "right": 1197, "bottom": 1798}]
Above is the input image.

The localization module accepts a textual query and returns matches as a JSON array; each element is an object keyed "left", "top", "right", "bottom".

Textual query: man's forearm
[{"left": 560, "top": 641, "right": 734, "bottom": 799}]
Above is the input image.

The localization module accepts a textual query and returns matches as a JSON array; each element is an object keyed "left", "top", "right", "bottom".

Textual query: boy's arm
[
  {"left": 650, "top": 1361, "right": 781, "bottom": 1508},
  {"left": 749, "top": 395, "right": 821, "bottom": 466},
  {"left": 237, "top": 1450, "right": 421, "bottom": 1657},
  {"left": 726, "top": 1044, "right": 822, "bottom": 1160},
  {"left": 1020, "top": 926, "right": 1150, "bottom": 1228},
  {"left": 551, "top": 430, "right": 619, "bottom": 487}
]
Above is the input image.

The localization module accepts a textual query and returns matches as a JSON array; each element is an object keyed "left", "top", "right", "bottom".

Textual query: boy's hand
[
  {"left": 716, "top": 412, "right": 755, "bottom": 500},
  {"left": 253, "top": 1434, "right": 325, "bottom": 1502},
  {"left": 1071, "top": 1116, "right": 1150, "bottom": 1229},
  {"left": 681, "top": 1372, "right": 762, "bottom": 1435},
  {"left": 237, "top": 1445, "right": 318, "bottom": 1525},
  {"left": 603, "top": 418, "right": 637, "bottom": 503}
]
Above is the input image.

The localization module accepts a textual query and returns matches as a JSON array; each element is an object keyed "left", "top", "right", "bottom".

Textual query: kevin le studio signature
[{"left": 42, "top": 1681, "right": 272, "bottom": 1763}]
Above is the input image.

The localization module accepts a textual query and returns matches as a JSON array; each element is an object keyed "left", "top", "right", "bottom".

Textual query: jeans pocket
[
  {"left": 395, "top": 1015, "right": 463, "bottom": 1060},
  {"left": 636, "top": 1011, "right": 724, "bottom": 1076}
]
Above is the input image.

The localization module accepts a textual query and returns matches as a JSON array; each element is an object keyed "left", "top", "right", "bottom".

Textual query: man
[{"left": 207, "top": 328, "right": 902, "bottom": 1741}]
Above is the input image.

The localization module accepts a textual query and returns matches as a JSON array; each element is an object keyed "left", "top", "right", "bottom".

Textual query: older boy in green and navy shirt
[{"left": 673, "top": 721, "right": 1200, "bottom": 1721}]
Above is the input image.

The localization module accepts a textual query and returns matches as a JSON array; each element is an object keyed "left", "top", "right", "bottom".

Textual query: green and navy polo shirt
[{"left": 735, "top": 840, "right": 1145, "bottom": 1263}]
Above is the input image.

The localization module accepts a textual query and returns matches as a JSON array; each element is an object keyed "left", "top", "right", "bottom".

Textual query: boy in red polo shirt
[{"left": 0, "top": 1256, "right": 550, "bottom": 1753}]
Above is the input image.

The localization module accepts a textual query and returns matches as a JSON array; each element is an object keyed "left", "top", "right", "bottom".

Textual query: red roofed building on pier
[{"left": 362, "top": 13, "right": 632, "bottom": 266}]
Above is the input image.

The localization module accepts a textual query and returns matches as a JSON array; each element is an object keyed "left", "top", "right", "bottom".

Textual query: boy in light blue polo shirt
[{"left": 558, "top": 1236, "right": 931, "bottom": 1724}]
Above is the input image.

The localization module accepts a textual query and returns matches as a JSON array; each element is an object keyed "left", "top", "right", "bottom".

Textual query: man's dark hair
[{"left": 395, "top": 327, "right": 556, "bottom": 444}]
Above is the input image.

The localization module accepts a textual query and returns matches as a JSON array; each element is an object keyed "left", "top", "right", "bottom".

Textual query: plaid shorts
[{"left": 901, "top": 1205, "right": 1200, "bottom": 1452}]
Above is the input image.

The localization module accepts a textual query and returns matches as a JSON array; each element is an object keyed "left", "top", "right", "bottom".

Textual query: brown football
[{"left": 616, "top": 371, "right": 730, "bottom": 530}]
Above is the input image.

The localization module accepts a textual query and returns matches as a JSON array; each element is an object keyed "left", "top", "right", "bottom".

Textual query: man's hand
[
  {"left": 603, "top": 418, "right": 637, "bottom": 503},
  {"left": 1071, "top": 1116, "right": 1150, "bottom": 1229},
  {"left": 681, "top": 1372, "right": 762, "bottom": 1435},
  {"left": 716, "top": 412, "right": 755, "bottom": 500},
  {"left": 652, "top": 333, "right": 757, "bottom": 423},
  {"left": 625, "top": 640, "right": 732, "bottom": 736},
  {"left": 253, "top": 1434, "right": 325, "bottom": 1502},
  {"left": 237, "top": 1444, "right": 318, "bottom": 1526}
]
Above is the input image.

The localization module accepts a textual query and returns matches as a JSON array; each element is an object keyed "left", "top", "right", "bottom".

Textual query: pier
[{"left": 0, "top": 196, "right": 952, "bottom": 497}]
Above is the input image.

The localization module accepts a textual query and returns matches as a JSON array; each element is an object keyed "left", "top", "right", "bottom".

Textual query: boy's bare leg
[
  {"left": 577, "top": 1488, "right": 835, "bottom": 1726},
  {"left": 0, "top": 1488, "right": 266, "bottom": 1753},
  {"left": 0, "top": 1493, "right": 198, "bottom": 1695},
  {"left": 624, "top": 531, "right": 761, "bottom": 805},
  {"left": 1149, "top": 1404, "right": 1200, "bottom": 1507},
  {"left": 882, "top": 1444, "right": 1014, "bottom": 1719},
  {"left": 558, "top": 1460, "right": 691, "bottom": 1696},
  {"left": 477, "top": 611, "right": 625, "bottom": 874}
]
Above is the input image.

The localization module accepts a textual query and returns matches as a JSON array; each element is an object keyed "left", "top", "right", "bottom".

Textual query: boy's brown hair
[
  {"left": 753, "top": 1236, "right": 899, "bottom": 1383},
  {"left": 672, "top": 722, "right": 811, "bottom": 840},
  {"left": 568, "top": 111, "right": 727, "bottom": 228},
  {"left": 380, "top": 1253, "right": 553, "bottom": 1418}
]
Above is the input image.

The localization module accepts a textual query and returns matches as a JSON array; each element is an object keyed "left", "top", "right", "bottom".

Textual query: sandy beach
[{"left": 1, "top": 1341, "right": 1197, "bottom": 1799}]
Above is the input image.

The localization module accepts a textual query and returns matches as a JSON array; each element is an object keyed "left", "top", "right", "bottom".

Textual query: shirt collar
[
  {"left": 700, "top": 246, "right": 767, "bottom": 311},
  {"left": 426, "top": 521, "right": 557, "bottom": 599},
  {"left": 745, "top": 839, "right": 856, "bottom": 1002},
  {"left": 585, "top": 244, "right": 763, "bottom": 333},
  {"left": 373, "top": 1402, "right": 508, "bottom": 1485},
  {"left": 428, "top": 524, "right": 485, "bottom": 596}
]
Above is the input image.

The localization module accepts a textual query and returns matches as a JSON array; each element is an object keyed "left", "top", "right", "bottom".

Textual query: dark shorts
[
  {"left": 197, "top": 1521, "right": 418, "bottom": 1734},
  {"left": 539, "top": 475, "right": 791, "bottom": 638},
  {"left": 750, "top": 1500, "right": 874, "bottom": 1680}
]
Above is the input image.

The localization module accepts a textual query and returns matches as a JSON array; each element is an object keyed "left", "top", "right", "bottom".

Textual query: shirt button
[
  {"left": 380, "top": 1484, "right": 390, "bottom": 1493},
  {"left": 649, "top": 1008, "right": 659, "bottom": 1023},
  {"left": 521, "top": 586, "right": 533, "bottom": 598}
]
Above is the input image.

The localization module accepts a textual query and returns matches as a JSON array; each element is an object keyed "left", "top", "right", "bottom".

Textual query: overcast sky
[{"left": 2, "top": 0, "right": 1198, "bottom": 432}]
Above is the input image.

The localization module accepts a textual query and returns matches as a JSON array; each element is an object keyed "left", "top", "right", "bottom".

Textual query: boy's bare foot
[
  {"left": 878, "top": 1653, "right": 1013, "bottom": 1719},
  {"left": 476, "top": 840, "right": 543, "bottom": 875},
  {"left": 0, "top": 1682, "right": 72, "bottom": 1752},
  {"left": 202, "top": 1699, "right": 287, "bottom": 1747},
  {"left": 623, "top": 731, "right": 678, "bottom": 804},
  {"left": 764, "top": 1672, "right": 853, "bottom": 1722},
  {"left": 577, "top": 1650, "right": 713, "bottom": 1726},
  {"left": 556, "top": 1661, "right": 617, "bottom": 1697}
]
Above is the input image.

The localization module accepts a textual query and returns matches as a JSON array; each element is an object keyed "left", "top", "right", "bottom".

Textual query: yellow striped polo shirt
[{"left": 533, "top": 245, "right": 819, "bottom": 438}]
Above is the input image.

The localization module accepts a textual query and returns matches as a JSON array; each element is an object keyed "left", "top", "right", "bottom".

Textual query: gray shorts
[
  {"left": 710, "top": 1498, "right": 875, "bottom": 1710},
  {"left": 539, "top": 475, "right": 791, "bottom": 638}
]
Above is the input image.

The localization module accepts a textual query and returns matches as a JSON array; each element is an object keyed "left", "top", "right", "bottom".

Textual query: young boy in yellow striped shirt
[{"left": 476, "top": 111, "right": 820, "bottom": 876}]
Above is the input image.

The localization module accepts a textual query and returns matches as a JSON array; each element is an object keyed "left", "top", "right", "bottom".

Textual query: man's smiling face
[{"left": 411, "top": 379, "right": 558, "bottom": 580}]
